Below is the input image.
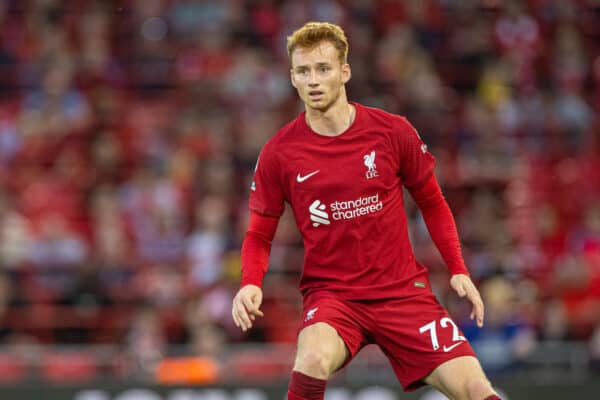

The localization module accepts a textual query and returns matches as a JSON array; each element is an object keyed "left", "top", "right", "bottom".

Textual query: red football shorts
[{"left": 300, "top": 290, "right": 476, "bottom": 391}]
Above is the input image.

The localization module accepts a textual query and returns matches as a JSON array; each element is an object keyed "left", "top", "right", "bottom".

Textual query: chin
[
  {"left": 307, "top": 104, "right": 327, "bottom": 112},
  {"left": 307, "top": 99, "right": 331, "bottom": 111}
]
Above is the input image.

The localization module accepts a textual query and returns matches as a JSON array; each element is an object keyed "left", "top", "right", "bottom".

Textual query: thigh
[
  {"left": 295, "top": 322, "right": 349, "bottom": 375},
  {"left": 423, "top": 355, "right": 493, "bottom": 400},
  {"left": 372, "top": 293, "right": 476, "bottom": 392},
  {"left": 298, "top": 292, "right": 369, "bottom": 369}
]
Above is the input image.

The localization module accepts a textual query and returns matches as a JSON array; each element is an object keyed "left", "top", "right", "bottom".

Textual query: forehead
[{"left": 291, "top": 41, "right": 340, "bottom": 67}]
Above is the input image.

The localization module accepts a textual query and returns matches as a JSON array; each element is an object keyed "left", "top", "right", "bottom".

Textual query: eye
[{"left": 319, "top": 66, "right": 330, "bottom": 73}]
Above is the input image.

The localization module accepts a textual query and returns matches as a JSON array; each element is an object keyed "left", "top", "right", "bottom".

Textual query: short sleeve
[
  {"left": 397, "top": 117, "right": 435, "bottom": 189},
  {"left": 248, "top": 142, "right": 286, "bottom": 217}
]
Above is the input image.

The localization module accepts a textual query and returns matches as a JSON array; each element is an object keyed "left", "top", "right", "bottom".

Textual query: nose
[{"left": 308, "top": 70, "right": 319, "bottom": 87}]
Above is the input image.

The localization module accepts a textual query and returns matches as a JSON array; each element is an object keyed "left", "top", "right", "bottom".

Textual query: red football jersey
[{"left": 249, "top": 103, "right": 436, "bottom": 300}]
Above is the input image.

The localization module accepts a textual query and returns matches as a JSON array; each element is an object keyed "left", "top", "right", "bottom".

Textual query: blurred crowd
[{"left": 0, "top": 0, "right": 598, "bottom": 382}]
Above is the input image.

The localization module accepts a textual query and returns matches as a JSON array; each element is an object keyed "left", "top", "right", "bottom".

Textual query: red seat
[
  {"left": 0, "top": 353, "right": 26, "bottom": 382},
  {"left": 40, "top": 352, "right": 99, "bottom": 382}
]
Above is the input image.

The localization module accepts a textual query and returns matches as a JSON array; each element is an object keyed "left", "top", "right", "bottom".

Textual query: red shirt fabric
[
  {"left": 241, "top": 211, "right": 279, "bottom": 287},
  {"left": 410, "top": 175, "right": 468, "bottom": 276},
  {"left": 249, "top": 102, "right": 446, "bottom": 300}
]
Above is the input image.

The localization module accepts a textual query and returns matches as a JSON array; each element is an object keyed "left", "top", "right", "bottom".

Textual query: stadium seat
[{"left": 40, "top": 351, "right": 99, "bottom": 382}]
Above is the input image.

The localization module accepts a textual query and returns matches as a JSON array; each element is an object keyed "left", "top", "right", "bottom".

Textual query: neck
[{"left": 305, "top": 95, "right": 355, "bottom": 137}]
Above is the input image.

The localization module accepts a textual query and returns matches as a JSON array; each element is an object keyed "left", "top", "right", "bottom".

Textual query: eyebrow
[{"left": 294, "top": 62, "right": 332, "bottom": 70}]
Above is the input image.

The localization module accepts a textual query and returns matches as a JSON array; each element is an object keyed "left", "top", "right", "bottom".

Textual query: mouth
[{"left": 308, "top": 90, "right": 324, "bottom": 100}]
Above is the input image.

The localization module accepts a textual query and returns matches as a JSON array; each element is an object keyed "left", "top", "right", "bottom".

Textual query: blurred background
[{"left": 0, "top": 0, "right": 598, "bottom": 399}]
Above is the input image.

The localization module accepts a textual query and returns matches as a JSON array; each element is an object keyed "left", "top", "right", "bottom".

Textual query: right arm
[{"left": 231, "top": 210, "right": 279, "bottom": 331}]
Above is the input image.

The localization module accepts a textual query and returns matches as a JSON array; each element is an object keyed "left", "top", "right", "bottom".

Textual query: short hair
[{"left": 287, "top": 22, "right": 349, "bottom": 65}]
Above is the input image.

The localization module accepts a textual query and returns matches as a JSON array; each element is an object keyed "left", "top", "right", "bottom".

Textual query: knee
[
  {"left": 465, "top": 377, "right": 496, "bottom": 400},
  {"left": 294, "top": 348, "right": 336, "bottom": 379}
]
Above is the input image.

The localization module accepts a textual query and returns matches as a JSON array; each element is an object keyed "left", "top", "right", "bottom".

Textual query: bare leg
[
  {"left": 423, "top": 356, "right": 498, "bottom": 400},
  {"left": 287, "top": 322, "right": 349, "bottom": 400},
  {"left": 293, "top": 322, "right": 349, "bottom": 378}
]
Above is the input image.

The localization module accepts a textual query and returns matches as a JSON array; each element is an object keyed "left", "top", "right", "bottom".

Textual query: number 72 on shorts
[{"left": 419, "top": 317, "right": 466, "bottom": 352}]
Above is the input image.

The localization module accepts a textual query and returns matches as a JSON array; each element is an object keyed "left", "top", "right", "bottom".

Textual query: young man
[{"left": 232, "top": 22, "right": 500, "bottom": 400}]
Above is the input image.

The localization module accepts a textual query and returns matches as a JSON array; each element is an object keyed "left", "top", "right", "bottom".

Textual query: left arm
[{"left": 409, "top": 174, "right": 485, "bottom": 327}]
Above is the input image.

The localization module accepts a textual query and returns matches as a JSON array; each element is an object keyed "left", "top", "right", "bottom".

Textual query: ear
[
  {"left": 290, "top": 68, "right": 297, "bottom": 88},
  {"left": 341, "top": 63, "right": 351, "bottom": 84}
]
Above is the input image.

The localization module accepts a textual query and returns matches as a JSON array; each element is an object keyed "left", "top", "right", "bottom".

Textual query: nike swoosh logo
[
  {"left": 297, "top": 170, "right": 320, "bottom": 183},
  {"left": 443, "top": 341, "right": 465, "bottom": 352}
]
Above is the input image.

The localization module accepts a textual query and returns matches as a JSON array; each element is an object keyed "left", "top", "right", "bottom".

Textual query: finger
[
  {"left": 472, "top": 303, "right": 484, "bottom": 327},
  {"left": 232, "top": 301, "right": 242, "bottom": 327},
  {"left": 467, "top": 291, "right": 484, "bottom": 327},
  {"left": 241, "top": 296, "right": 256, "bottom": 313},
  {"left": 233, "top": 306, "right": 242, "bottom": 329},
  {"left": 237, "top": 310, "right": 251, "bottom": 331},
  {"left": 232, "top": 307, "right": 240, "bottom": 328},
  {"left": 476, "top": 301, "right": 485, "bottom": 327},
  {"left": 234, "top": 302, "right": 252, "bottom": 331},
  {"left": 253, "top": 308, "right": 264, "bottom": 317},
  {"left": 242, "top": 296, "right": 264, "bottom": 317},
  {"left": 233, "top": 297, "right": 243, "bottom": 321},
  {"left": 454, "top": 282, "right": 467, "bottom": 297}
]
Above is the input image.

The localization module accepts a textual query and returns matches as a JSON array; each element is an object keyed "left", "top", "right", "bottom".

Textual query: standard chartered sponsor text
[{"left": 330, "top": 193, "right": 383, "bottom": 220}]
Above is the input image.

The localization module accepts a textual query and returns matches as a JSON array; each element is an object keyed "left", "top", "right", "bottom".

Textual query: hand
[
  {"left": 450, "top": 274, "right": 485, "bottom": 328},
  {"left": 231, "top": 284, "right": 264, "bottom": 332}
]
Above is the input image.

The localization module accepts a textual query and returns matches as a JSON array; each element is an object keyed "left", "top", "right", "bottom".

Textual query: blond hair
[{"left": 286, "top": 22, "right": 349, "bottom": 64}]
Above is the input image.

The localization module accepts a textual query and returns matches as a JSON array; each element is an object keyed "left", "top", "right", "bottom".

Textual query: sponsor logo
[
  {"left": 309, "top": 200, "right": 330, "bottom": 227},
  {"left": 414, "top": 281, "right": 426, "bottom": 288},
  {"left": 363, "top": 150, "right": 378, "bottom": 179},
  {"left": 443, "top": 341, "right": 465, "bottom": 352},
  {"left": 297, "top": 170, "right": 320, "bottom": 183},
  {"left": 421, "top": 143, "right": 428, "bottom": 154},
  {"left": 309, "top": 193, "right": 383, "bottom": 227},
  {"left": 305, "top": 307, "right": 319, "bottom": 322},
  {"left": 330, "top": 193, "right": 383, "bottom": 220}
]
